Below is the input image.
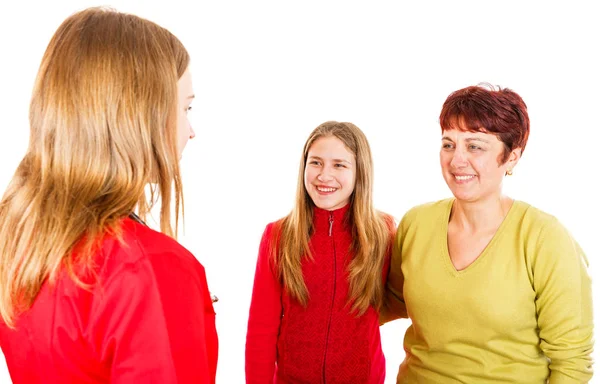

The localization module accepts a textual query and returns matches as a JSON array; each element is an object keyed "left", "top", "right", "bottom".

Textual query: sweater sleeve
[
  {"left": 380, "top": 215, "right": 408, "bottom": 324},
  {"left": 245, "top": 223, "right": 283, "bottom": 383},
  {"left": 532, "top": 219, "right": 594, "bottom": 383},
  {"left": 91, "top": 253, "right": 217, "bottom": 384}
]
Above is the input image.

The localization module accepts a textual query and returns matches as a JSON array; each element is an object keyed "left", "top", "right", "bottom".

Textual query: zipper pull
[{"left": 329, "top": 213, "right": 333, "bottom": 237}]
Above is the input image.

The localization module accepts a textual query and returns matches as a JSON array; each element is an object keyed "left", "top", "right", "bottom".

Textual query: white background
[{"left": 1, "top": 1, "right": 598, "bottom": 383}]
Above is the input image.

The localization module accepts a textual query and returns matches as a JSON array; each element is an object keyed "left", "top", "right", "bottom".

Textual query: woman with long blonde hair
[
  {"left": 0, "top": 7, "right": 217, "bottom": 383},
  {"left": 245, "top": 121, "right": 394, "bottom": 383}
]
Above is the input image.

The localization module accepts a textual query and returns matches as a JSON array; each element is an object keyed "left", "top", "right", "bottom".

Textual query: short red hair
[{"left": 439, "top": 83, "right": 530, "bottom": 163}]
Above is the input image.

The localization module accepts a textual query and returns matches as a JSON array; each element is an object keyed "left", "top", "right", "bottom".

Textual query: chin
[
  {"left": 448, "top": 188, "right": 474, "bottom": 202},
  {"left": 452, "top": 192, "right": 482, "bottom": 203},
  {"left": 312, "top": 199, "right": 341, "bottom": 211},
  {"left": 314, "top": 202, "right": 335, "bottom": 210}
]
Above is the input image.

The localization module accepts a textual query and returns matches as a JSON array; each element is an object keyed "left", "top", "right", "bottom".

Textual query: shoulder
[
  {"left": 375, "top": 210, "right": 394, "bottom": 224},
  {"left": 512, "top": 201, "right": 585, "bottom": 264},
  {"left": 513, "top": 200, "right": 570, "bottom": 240},
  {"left": 254, "top": 219, "right": 285, "bottom": 263},
  {"left": 399, "top": 198, "right": 453, "bottom": 228},
  {"left": 264, "top": 219, "right": 282, "bottom": 235},
  {"left": 261, "top": 219, "right": 283, "bottom": 242},
  {"left": 98, "top": 218, "right": 206, "bottom": 283},
  {"left": 513, "top": 202, "right": 590, "bottom": 285},
  {"left": 261, "top": 216, "right": 292, "bottom": 244},
  {"left": 375, "top": 210, "right": 398, "bottom": 237}
]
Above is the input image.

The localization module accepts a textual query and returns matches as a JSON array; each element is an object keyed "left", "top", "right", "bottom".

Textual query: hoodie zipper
[{"left": 322, "top": 211, "right": 336, "bottom": 383}]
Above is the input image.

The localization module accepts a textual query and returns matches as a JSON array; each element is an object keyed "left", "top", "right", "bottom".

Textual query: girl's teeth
[{"left": 318, "top": 187, "right": 336, "bottom": 192}]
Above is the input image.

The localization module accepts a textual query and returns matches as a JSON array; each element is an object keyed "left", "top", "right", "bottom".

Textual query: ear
[{"left": 505, "top": 147, "right": 522, "bottom": 173}]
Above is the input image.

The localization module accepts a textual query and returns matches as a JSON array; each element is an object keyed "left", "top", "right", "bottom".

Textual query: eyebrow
[
  {"left": 442, "top": 136, "right": 490, "bottom": 143},
  {"left": 308, "top": 155, "right": 352, "bottom": 164}
]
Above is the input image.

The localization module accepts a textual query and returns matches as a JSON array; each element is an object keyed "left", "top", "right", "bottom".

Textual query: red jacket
[
  {"left": 245, "top": 205, "right": 389, "bottom": 383},
  {"left": 0, "top": 217, "right": 218, "bottom": 384}
]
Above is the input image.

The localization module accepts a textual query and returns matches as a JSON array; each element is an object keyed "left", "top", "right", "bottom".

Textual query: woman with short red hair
[{"left": 382, "top": 84, "right": 593, "bottom": 383}]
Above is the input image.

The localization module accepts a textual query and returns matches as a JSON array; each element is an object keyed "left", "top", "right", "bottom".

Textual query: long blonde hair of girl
[
  {"left": 0, "top": 7, "right": 189, "bottom": 327},
  {"left": 272, "top": 121, "right": 391, "bottom": 315}
]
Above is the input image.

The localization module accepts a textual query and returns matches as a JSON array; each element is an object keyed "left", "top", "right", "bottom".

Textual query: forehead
[
  {"left": 308, "top": 136, "right": 354, "bottom": 159},
  {"left": 177, "top": 67, "right": 193, "bottom": 97},
  {"left": 442, "top": 128, "right": 502, "bottom": 143}
]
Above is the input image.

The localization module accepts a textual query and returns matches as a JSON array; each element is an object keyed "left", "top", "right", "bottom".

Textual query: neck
[{"left": 450, "top": 194, "right": 513, "bottom": 234}]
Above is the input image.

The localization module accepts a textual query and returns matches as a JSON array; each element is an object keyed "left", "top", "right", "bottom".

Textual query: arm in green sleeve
[{"left": 532, "top": 219, "right": 594, "bottom": 383}]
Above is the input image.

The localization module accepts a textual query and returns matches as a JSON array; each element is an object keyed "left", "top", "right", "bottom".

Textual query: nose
[
  {"left": 317, "top": 165, "right": 334, "bottom": 182},
  {"left": 189, "top": 126, "right": 196, "bottom": 140},
  {"left": 450, "top": 148, "right": 468, "bottom": 168}
]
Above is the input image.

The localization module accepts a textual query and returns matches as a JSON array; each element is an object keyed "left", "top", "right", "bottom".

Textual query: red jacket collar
[{"left": 312, "top": 204, "right": 352, "bottom": 234}]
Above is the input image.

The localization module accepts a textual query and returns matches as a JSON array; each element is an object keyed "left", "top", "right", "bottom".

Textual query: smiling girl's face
[{"left": 304, "top": 135, "right": 356, "bottom": 211}]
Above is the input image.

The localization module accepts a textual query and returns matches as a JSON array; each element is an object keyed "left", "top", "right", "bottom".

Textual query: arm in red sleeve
[
  {"left": 90, "top": 250, "right": 217, "bottom": 384},
  {"left": 245, "top": 223, "right": 283, "bottom": 384}
]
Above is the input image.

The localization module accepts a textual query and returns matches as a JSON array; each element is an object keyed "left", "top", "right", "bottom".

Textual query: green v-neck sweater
[{"left": 384, "top": 198, "right": 593, "bottom": 383}]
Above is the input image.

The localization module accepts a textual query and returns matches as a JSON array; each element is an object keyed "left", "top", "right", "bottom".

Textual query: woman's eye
[
  {"left": 442, "top": 143, "right": 453, "bottom": 149},
  {"left": 469, "top": 144, "right": 481, "bottom": 150},
  {"left": 186, "top": 106, "right": 193, "bottom": 113}
]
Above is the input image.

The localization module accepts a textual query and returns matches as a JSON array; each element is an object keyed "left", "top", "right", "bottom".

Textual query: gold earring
[{"left": 506, "top": 169, "right": 513, "bottom": 176}]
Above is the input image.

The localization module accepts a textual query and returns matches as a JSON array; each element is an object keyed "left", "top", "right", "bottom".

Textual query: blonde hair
[
  {"left": 0, "top": 7, "right": 190, "bottom": 327},
  {"left": 272, "top": 121, "right": 392, "bottom": 315}
]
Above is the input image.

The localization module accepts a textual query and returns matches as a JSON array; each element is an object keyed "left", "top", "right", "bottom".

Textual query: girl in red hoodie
[
  {"left": 246, "top": 121, "right": 394, "bottom": 383},
  {"left": 0, "top": 7, "right": 217, "bottom": 383}
]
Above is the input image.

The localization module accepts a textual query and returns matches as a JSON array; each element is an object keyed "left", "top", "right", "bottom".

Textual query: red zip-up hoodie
[
  {"left": 245, "top": 205, "right": 390, "bottom": 383},
  {"left": 0, "top": 217, "right": 218, "bottom": 383}
]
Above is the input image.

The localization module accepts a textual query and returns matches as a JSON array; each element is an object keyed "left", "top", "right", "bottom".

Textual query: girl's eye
[
  {"left": 334, "top": 163, "right": 346, "bottom": 168},
  {"left": 442, "top": 143, "right": 453, "bottom": 149},
  {"left": 309, "top": 160, "right": 321, "bottom": 166},
  {"left": 186, "top": 106, "right": 193, "bottom": 113}
]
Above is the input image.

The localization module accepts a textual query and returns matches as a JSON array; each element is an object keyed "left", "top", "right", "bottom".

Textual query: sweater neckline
[{"left": 440, "top": 198, "right": 524, "bottom": 276}]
